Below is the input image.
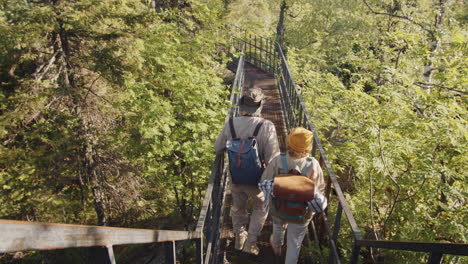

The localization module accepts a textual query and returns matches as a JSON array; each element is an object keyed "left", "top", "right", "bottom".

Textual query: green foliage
[
  {"left": 225, "top": 0, "right": 278, "bottom": 37},
  {"left": 282, "top": 0, "right": 467, "bottom": 261},
  {"left": 0, "top": 0, "right": 466, "bottom": 262},
  {"left": 119, "top": 5, "right": 230, "bottom": 224},
  {"left": 0, "top": 0, "right": 229, "bottom": 230}
]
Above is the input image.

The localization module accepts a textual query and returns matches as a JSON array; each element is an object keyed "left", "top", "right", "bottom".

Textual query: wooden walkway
[{"left": 217, "top": 62, "right": 288, "bottom": 264}]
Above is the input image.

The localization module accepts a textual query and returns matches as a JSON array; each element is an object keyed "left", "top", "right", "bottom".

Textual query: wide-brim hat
[{"left": 239, "top": 87, "right": 264, "bottom": 114}]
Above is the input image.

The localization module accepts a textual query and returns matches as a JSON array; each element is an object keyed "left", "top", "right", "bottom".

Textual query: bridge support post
[
  {"left": 349, "top": 244, "right": 361, "bottom": 264},
  {"left": 427, "top": 252, "right": 442, "bottom": 264},
  {"left": 164, "top": 241, "right": 176, "bottom": 264},
  {"left": 196, "top": 238, "right": 203, "bottom": 264},
  {"left": 89, "top": 246, "right": 114, "bottom": 264},
  {"left": 106, "top": 245, "right": 116, "bottom": 264},
  {"left": 328, "top": 205, "right": 343, "bottom": 263}
]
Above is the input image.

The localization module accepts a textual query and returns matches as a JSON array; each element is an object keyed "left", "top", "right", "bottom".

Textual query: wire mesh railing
[
  {"left": 230, "top": 25, "right": 277, "bottom": 74},
  {"left": 195, "top": 153, "right": 228, "bottom": 264}
]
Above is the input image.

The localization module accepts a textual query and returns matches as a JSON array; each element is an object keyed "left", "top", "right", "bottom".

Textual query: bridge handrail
[
  {"left": 0, "top": 219, "right": 199, "bottom": 253},
  {"left": 0, "top": 140, "right": 222, "bottom": 263},
  {"left": 355, "top": 240, "right": 468, "bottom": 256},
  {"left": 228, "top": 42, "right": 246, "bottom": 118},
  {"left": 196, "top": 152, "right": 228, "bottom": 264},
  {"left": 195, "top": 154, "right": 220, "bottom": 233}
]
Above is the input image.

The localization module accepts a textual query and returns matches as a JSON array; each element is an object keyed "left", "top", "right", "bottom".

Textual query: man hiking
[{"left": 215, "top": 87, "right": 280, "bottom": 255}]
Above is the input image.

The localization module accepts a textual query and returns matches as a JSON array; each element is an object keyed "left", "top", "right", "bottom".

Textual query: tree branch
[
  {"left": 377, "top": 126, "right": 401, "bottom": 235},
  {"left": 23, "top": 95, "right": 63, "bottom": 127},
  {"left": 34, "top": 49, "right": 60, "bottom": 82},
  {"left": 362, "top": 0, "right": 434, "bottom": 36},
  {"left": 83, "top": 75, "right": 112, "bottom": 104},
  {"left": 414, "top": 82, "right": 468, "bottom": 95},
  {"left": 368, "top": 169, "right": 380, "bottom": 240},
  {"left": 298, "top": 39, "right": 318, "bottom": 49}
]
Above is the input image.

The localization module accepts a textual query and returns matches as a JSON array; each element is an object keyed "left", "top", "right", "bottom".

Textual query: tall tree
[{"left": 0, "top": 0, "right": 154, "bottom": 225}]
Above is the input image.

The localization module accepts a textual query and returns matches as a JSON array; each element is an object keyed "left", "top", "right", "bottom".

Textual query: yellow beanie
[{"left": 287, "top": 127, "right": 313, "bottom": 152}]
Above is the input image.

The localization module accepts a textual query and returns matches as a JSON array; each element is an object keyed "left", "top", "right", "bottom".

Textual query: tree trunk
[
  {"left": 423, "top": 0, "right": 447, "bottom": 90},
  {"left": 85, "top": 136, "right": 107, "bottom": 226},
  {"left": 55, "top": 10, "right": 108, "bottom": 226},
  {"left": 276, "top": 0, "right": 287, "bottom": 45}
]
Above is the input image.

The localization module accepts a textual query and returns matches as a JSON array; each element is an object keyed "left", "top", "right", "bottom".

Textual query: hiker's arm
[
  {"left": 214, "top": 123, "right": 228, "bottom": 154},
  {"left": 308, "top": 190, "right": 328, "bottom": 213},
  {"left": 315, "top": 162, "right": 325, "bottom": 193},
  {"left": 307, "top": 160, "right": 327, "bottom": 212},
  {"left": 308, "top": 159, "right": 325, "bottom": 194},
  {"left": 261, "top": 121, "right": 280, "bottom": 165},
  {"left": 261, "top": 155, "right": 278, "bottom": 181}
]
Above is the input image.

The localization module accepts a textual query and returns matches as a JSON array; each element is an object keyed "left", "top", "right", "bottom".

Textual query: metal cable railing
[{"left": 195, "top": 153, "right": 227, "bottom": 264}]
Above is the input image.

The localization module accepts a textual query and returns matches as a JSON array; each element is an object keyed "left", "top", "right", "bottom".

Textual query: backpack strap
[
  {"left": 229, "top": 117, "right": 237, "bottom": 139},
  {"left": 302, "top": 157, "right": 313, "bottom": 176},
  {"left": 236, "top": 140, "right": 246, "bottom": 168},
  {"left": 229, "top": 118, "right": 264, "bottom": 139},
  {"left": 280, "top": 153, "right": 288, "bottom": 174},
  {"left": 253, "top": 119, "right": 265, "bottom": 137}
]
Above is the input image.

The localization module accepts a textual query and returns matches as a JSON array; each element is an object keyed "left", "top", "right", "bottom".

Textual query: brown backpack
[{"left": 270, "top": 153, "right": 315, "bottom": 222}]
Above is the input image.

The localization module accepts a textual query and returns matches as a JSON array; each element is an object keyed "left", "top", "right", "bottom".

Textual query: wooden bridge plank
[{"left": 243, "top": 61, "right": 289, "bottom": 152}]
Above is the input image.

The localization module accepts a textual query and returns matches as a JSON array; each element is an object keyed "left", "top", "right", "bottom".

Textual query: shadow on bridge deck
[{"left": 217, "top": 62, "right": 291, "bottom": 263}]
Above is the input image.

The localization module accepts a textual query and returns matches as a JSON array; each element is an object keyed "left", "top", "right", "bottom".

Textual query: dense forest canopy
[
  {"left": 0, "top": 0, "right": 466, "bottom": 263},
  {"left": 273, "top": 0, "right": 467, "bottom": 261},
  {"left": 0, "top": 0, "right": 229, "bottom": 228},
  {"left": 282, "top": 0, "right": 467, "bottom": 241}
]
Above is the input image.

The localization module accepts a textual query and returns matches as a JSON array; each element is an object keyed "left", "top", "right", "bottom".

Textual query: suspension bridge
[{"left": 1, "top": 29, "right": 467, "bottom": 264}]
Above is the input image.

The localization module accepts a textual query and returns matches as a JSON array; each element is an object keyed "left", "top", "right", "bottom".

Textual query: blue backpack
[{"left": 226, "top": 118, "right": 265, "bottom": 185}]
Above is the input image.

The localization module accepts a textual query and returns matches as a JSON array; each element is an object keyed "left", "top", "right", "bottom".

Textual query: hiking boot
[
  {"left": 235, "top": 231, "right": 247, "bottom": 250},
  {"left": 242, "top": 236, "right": 259, "bottom": 255},
  {"left": 270, "top": 234, "right": 282, "bottom": 256}
]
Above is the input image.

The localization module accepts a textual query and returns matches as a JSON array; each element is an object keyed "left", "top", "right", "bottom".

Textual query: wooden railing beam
[{"left": 0, "top": 220, "right": 199, "bottom": 253}]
